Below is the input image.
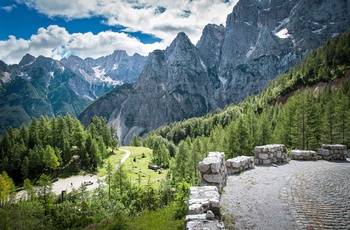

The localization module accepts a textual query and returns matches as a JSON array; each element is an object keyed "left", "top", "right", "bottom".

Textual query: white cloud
[
  {"left": 1, "top": 4, "right": 17, "bottom": 12},
  {"left": 2, "top": 0, "right": 239, "bottom": 64},
  {"left": 0, "top": 25, "right": 164, "bottom": 64}
]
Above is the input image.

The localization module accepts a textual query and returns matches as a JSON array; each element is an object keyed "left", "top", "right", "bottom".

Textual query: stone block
[
  {"left": 254, "top": 159, "right": 260, "bottom": 165},
  {"left": 203, "top": 173, "right": 222, "bottom": 184},
  {"left": 263, "top": 159, "right": 272, "bottom": 164},
  {"left": 276, "top": 150, "right": 282, "bottom": 158},
  {"left": 318, "top": 148, "right": 329, "bottom": 156},
  {"left": 259, "top": 153, "right": 269, "bottom": 160},
  {"left": 198, "top": 162, "right": 210, "bottom": 172}
]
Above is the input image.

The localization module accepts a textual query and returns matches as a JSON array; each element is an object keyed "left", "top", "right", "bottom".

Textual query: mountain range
[
  {"left": 0, "top": 51, "right": 147, "bottom": 133},
  {"left": 1, "top": 0, "right": 349, "bottom": 144},
  {"left": 80, "top": 0, "right": 350, "bottom": 144}
]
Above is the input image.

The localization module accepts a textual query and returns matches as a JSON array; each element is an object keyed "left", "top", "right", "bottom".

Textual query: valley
[{"left": 0, "top": 0, "right": 350, "bottom": 229}]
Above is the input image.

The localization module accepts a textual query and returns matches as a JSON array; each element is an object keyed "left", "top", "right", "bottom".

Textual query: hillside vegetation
[
  {"left": 0, "top": 31, "right": 349, "bottom": 230},
  {"left": 139, "top": 31, "right": 350, "bottom": 184}
]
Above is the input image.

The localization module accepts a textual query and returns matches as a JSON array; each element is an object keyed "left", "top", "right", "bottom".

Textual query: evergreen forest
[{"left": 0, "top": 31, "right": 349, "bottom": 229}]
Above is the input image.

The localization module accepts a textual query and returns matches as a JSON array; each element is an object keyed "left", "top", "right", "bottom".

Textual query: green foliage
[
  {"left": 0, "top": 171, "right": 15, "bottom": 204},
  {"left": 0, "top": 115, "right": 118, "bottom": 184},
  {"left": 0, "top": 68, "right": 92, "bottom": 135},
  {"left": 125, "top": 205, "right": 183, "bottom": 230}
]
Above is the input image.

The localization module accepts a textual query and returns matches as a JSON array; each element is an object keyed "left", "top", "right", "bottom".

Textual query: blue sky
[
  {"left": 0, "top": 0, "right": 160, "bottom": 43},
  {"left": 0, "top": 0, "right": 238, "bottom": 64}
]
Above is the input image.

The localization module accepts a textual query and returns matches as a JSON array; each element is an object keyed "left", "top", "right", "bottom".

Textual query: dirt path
[
  {"left": 52, "top": 148, "right": 131, "bottom": 194},
  {"left": 17, "top": 148, "right": 131, "bottom": 198}
]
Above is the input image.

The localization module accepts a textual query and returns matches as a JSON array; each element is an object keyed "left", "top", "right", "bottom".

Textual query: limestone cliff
[
  {"left": 95, "top": 33, "right": 220, "bottom": 144},
  {"left": 80, "top": 0, "right": 350, "bottom": 144}
]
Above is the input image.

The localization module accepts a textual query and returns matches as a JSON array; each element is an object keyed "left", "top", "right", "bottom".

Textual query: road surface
[
  {"left": 221, "top": 159, "right": 350, "bottom": 229},
  {"left": 51, "top": 148, "right": 131, "bottom": 194},
  {"left": 17, "top": 148, "right": 131, "bottom": 198}
]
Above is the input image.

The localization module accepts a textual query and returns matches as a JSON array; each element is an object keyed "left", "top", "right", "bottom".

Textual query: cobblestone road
[
  {"left": 222, "top": 160, "right": 350, "bottom": 230},
  {"left": 280, "top": 162, "right": 350, "bottom": 229}
]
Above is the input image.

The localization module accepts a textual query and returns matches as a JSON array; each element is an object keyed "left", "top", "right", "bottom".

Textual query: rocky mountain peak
[
  {"left": 197, "top": 24, "right": 225, "bottom": 76},
  {"left": 110, "top": 50, "right": 128, "bottom": 60},
  {"left": 165, "top": 32, "right": 195, "bottom": 58},
  {"left": 19, "top": 53, "right": 36, "bottom": 67}
]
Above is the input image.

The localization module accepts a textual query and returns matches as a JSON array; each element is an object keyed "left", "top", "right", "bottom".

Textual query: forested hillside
[
  {"left": 0, "top": 30, "right": 349, "bottom": 230},
  {"left": 137, "top": 31, "right": 350, "bottom": 183},
  {"left": 0, "top": 115, "right": 117, "bottom": 184}
]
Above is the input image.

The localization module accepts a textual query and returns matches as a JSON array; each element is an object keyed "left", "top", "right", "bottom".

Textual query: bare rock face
[
  {"left": 80, "top": 0, "right": 350, "bottom": 144},
  {"left": 219, "top": 0, "right": 350, "bottom": 104},
  {"left": 104, "top": 33, "right": 220, "bottom": 144},
  {"left": 61, "top": 50, "right": 147, "bottom": 96}
]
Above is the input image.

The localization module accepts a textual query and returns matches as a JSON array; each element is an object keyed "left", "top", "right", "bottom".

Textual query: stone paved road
[{"left": 221, "top": 159, "right": 350, "bottom": 230}]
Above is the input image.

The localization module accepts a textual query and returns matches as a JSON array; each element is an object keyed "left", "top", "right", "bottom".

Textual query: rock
[
  {"left": 79, "top": 0, "right": 350, "bottom": 144},
  {"left": 206, "top": 211, "right": 215, "bottom": 220}
]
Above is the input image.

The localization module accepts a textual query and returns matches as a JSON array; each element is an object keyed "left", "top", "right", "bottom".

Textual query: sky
[{"left": 0, "top": 0, "right": 238, "bottom": 64}]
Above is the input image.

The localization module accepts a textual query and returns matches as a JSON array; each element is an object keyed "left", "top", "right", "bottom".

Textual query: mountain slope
[
  {"left": 0, "top": 55, "right": 90, "bottom": 132},
  {"left": 0, "top": 49, "right": 147, "bottom": 133},
  {"left": 150, "top": 30, "right": 350, "bottom": 146},
  {"left": 80, "top": 0, "right": 350, "bottom": 144},
  {"left": 219, "top": 0, "right": 350, "bottom": 104},
  {"left": 80, "top": 33, "right": 221, "bottom": 144}
]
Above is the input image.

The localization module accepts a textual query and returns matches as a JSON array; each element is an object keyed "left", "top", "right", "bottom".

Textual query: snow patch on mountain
[
  {"left": 92, "top": 66, "right": 123, "bottom": 85},
  {"left": 219, "top": 76, "right": 227, "bottom": 85},
  {"left": 112, "top": 64, "right": 119, "bottom": 70},
  {"left": 312, "top": 25, "right": 327, "bottom": 34},
  {"left": 246, "top": 46, "right": 256, "bottom": 58},
  {"left": 275, "top": 28, "right": 291, "bottom": 39}
]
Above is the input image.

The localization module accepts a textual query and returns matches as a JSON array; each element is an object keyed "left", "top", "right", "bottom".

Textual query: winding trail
[
  {"left": 221, "top": 159, "right": 350, "bottom": 229},
  {"left": 51, "top": 148, "right": 130, "bottom": 195},
  {"left": 114, "top": 148, "right": 131, "bottom": 171}
]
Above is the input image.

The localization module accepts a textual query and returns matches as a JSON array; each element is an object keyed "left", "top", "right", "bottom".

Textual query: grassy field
[
  {"left": 97, "top": 148, "right": 127, "bottom": 177},
  {"left": 121, "top": 146, "right": 168, "bottom": 189}
]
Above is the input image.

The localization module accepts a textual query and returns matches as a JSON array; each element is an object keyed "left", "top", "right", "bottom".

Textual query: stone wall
[
  {"left": 226, "top": 156, "right": 254, "bottom": 175},
  {"left": 188, "top": 186, "right": 221, "bottom": 216},
  {"left": 198, "top": 152, "right": 227, "bottom": 191},
  {"left": 318, "top": 144, "right": 347, "bottom": 160},
  {"left": 348, "top": 150, "right": 350, "bottom": 158},
  {"left": 290, "top": 150, "right": 318, "bottom": 161},
  {"left": 254, "top": 144, "right": 287, "bottom": 165},
  {"left": 186, "top": 152, "right": 227, "bottom": 229}
]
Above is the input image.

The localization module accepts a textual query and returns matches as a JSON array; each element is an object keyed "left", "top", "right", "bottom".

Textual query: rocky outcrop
[
  {"left": 254, "top": 144, "right": 288, "bottom": 165},
  {"left": 318, "top": 144, "right": 348, "bottom": 160},
  {"left": 290, "top": 150, "right": 318, "bottom": 161},
  {"left": 61, "top": 50, "right": 147, "bottom": 85},
  {"left": 80, "top": 0, "right": 350, "bottom": 144},
  {"left": 220, "top": 0, "right": 350, "bottom": 104},
  {"left": 95, "top": 33, "right": 220, "bottom": 144}
]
